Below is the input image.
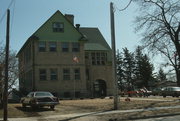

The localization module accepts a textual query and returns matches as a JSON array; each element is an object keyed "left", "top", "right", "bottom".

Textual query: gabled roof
[
  {"left": 79, "top": 28, "right": 111, "bottom": 51},
  {"left": 17, "top": 10, "right": 83, "bottom": 56}
]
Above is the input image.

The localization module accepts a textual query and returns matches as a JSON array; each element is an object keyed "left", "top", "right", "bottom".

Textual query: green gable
[
  {"left": 33, "top": 10, "right": 82, "bottom": 42},
  {"left": 17, "top": 10, "right": 84, "bottom": 56},
  {"left": 79, "top": 28, "right": 112, "bottom": 62},
  {"left": 79, "top": 28, "right": 111, "bottom": 51}
]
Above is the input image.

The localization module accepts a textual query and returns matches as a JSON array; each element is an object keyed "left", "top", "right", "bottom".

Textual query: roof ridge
[{"left": 80, "top": 27, "right": 98, "bottom": 29}]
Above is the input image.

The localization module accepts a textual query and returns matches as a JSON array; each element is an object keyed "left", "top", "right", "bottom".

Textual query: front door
[{"left": 93, "top": 79, "right": 107, "bottom": 97}]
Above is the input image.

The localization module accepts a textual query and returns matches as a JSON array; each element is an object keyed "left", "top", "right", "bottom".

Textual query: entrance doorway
[{"left": 93, "top": 79, "right": 107, "bottom": 97}]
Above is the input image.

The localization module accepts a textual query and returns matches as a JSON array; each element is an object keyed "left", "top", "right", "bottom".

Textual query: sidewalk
[{"left": 2, "top": 105, "right": 180, "bottom": 121}]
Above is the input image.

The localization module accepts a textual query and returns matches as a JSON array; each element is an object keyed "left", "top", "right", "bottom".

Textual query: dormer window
[{"left": 53, "top": 22, "right": 64, "bottom": 32}]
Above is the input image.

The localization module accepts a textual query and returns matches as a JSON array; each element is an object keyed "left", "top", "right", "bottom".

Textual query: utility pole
[
  {"left": 110, "top": 2, "right": 119, "bottom": 110},
  {"left": 3, "top": 9, "right": 10, "bottom": 121}
]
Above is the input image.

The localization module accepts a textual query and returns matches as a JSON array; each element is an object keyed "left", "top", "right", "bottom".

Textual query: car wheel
[
  {"left": 163, "top": 95, "right": 166, "bottom": 98},
  {"left": 50, "top": 105, "right": 55, "bottom": 109},
  {"left": 31, "top": 105, "right": 37, "bottom": 110}
]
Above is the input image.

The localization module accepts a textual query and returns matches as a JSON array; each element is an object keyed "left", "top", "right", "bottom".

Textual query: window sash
[
  {"left": 49, "top": 42, "right": 57, "bottom": 52},
  {"left": 74, "top": 69, "right": 80, "bottom": 80},
  {"left": 72, "top": 43, "right": 80, "bottom": 52},
  {"left": 38, "top": 42, "right": 46, "bottom": 52},
  {"left": 91, "top": 52, "right": 107, "bottom": 65},
  {"left": 62, "top": 42, "right": 69, "bottom": 52},
  {"left": 53, "top": 22, "right": 64, "bottom": 32}
]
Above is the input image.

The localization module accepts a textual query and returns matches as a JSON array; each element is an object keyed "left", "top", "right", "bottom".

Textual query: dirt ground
[{"left": 1, "top": 96, "right": 180, "bottom": 120}]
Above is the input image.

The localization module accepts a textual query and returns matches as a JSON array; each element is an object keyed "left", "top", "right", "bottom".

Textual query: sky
[
  {"left": 0, "top": 0, "right": 140, "bottom": 52},
  {"left": 0, "top": 0, "right": 166, "bottom": 72}
]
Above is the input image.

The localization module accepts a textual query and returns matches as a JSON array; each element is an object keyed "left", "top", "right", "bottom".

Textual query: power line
[
  {"left": 7, "top": 0, "right": 15, "bottom": 9},
  {"left": 10, "top": 0, "right": 16, "bottom": 34},
  {"left": 0, "top": 10, "right": 7, "bottom": 24},
  {"left": 0, "top": 0, "right": 15, "bottom": 24},
  {"left": 114, "top": 0, "right": 132, "bottom": 12}
]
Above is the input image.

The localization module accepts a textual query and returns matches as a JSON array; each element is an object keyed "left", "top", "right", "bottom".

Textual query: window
[
  {"left": 74, "top": 68, "right": 80, "bottom": 80},
  {"left": 50, "top": 69, "right": 57, "bottom": 80},
  {"left": 62, "top": 42, "right": 69, "bottom": 52},
  {"left": 38, "top": 41, "right": 46, "bottom": 52},
  {"left": 39, "top": 69, "right": 46, "bottom": 81},
  {"left": 101, "top": 53, "right": 107, "bottom": 65},
  {"left": 91, "top": 52, "right": 107, "bottom": 65},
  {"left": 49, "top": 42, "right": 57, "bottom": 52},
  {"left": 96, "top": 53, "right": 100, "bottom": 65},
  {"left": 85, "top": 52, "right": 89, "bottom": 59},
  {"left": 63, "top": 69, "right": 70, "bottom": 80},
  {"left": 72, "top": 43, "right": 80, "bottom": 52},
  {"left": 53, "top": 22, "right": 64, "bottom": 32},
  {"left": 86, "top": 69, "right": 89, "bottom": 80},
  {"left": 35, "top": 92, "right": 53, "bottom": 97},
  {"left": 91, "top": 53, "right": 96, "bottom": 65}
]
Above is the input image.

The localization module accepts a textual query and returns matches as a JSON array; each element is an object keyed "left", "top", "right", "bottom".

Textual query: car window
[
  {"left": 161, "top": 87, "right": 166, "bottom": 91},
  {"left": 168, "top": 88, "right": 171, "bottom": 91},
  {"left": 35, "top": 92, "right": 53, "bottom": 97}
]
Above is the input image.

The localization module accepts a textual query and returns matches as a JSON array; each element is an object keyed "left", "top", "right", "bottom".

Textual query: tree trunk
[
  {"left": 176, "top": 69, "right": 180, "bottom": 86},
  {"left": 0, "top": 98, "right": 3, "bottom": 109}
]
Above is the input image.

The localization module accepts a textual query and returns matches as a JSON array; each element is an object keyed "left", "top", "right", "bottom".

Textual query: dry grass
[
  {"left": 0, "top": 104, "right": 41, "bottom": 118},
  {"left": 0, "top": 97, "right": 180, "bottom": 119}
]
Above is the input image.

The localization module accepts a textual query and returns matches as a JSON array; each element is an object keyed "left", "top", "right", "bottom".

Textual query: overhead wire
[
  {"left": 114, "top": 0, "right": 133, "bottom": 12},
  {"left": 10, "top": 0, "right": 16, "bottom": 34},
  {"left": 0, "top": 0, "right": 16, "bottom": 43},
  {"left": 0, "top": 0, "right": 15, "bottom": 24},
  {"left": 0, "top": 10, "right": 7, "bottom": 24}
]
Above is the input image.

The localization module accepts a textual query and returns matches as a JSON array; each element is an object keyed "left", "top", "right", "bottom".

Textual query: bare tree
[
  {"left": 0, "top": 41, "right": 18, "bottom": 107},
  {"left": 134, "top": 0, "right": 180, "bottom": 86}
]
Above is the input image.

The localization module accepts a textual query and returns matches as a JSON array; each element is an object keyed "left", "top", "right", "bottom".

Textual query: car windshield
[{"left": 35, "top": 92, "right": 53, "bottom": 97}]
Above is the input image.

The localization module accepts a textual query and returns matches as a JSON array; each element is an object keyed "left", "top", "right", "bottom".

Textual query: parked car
[
  {"left": 140, "top": 88, "right": 152, "bottom": 96},
  {"left": 126, "top": 87, "right": 152, "bottom": 97},
  {"left": 152, "top": 88, "right": 162, "bottom": 96},
  {"left": 20, "top": 91, "right": 59, "bottom": 109},
  {"left": 161, "top": 87, "right": 180, "bottom": 97}
]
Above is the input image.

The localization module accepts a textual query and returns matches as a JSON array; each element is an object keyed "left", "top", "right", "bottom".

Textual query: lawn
[{"left": 0, "top": 97, "right": 180, "bottom": 118}]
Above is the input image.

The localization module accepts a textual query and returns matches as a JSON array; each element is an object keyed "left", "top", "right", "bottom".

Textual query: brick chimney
[
  {"left": 76, "top": 24, "right": 80, "bottom": 31},
  {"left": 65, "top": 14, "right": 74, "bottom": 25}
]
